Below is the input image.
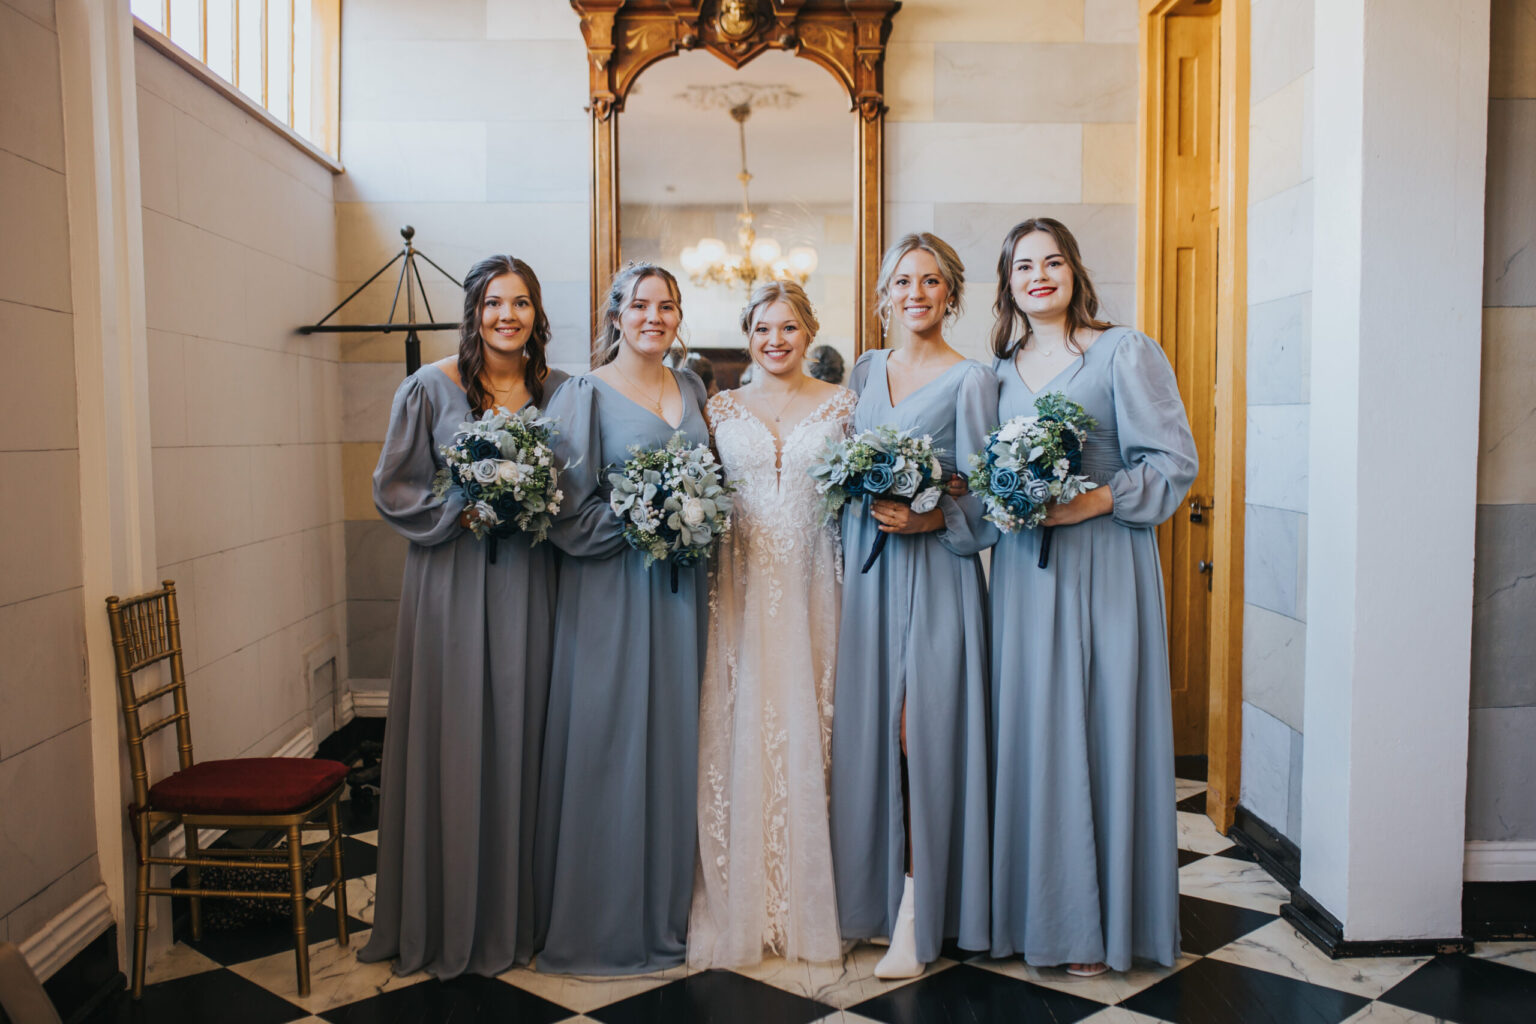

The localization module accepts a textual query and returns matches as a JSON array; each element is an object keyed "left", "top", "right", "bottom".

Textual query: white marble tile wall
[
  {"left": 0, "top": 0, "right": 102, "bottom": 953},
  {"left": 1242, "top": 0, "right": 1315, "bottom": 847},
  {"left": 136, "top": 39, "right": 347, "bottom": 766}
]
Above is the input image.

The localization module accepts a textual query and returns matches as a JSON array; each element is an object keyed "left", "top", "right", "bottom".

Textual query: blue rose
[
  {"left": 990, "top": 467, "right": 1021, "bottom": 497},
  {"left": 468, "top": 437, "right": 501, "bottom": 461},
  {"left": 871, "top": 450, "right": 896, "bottom": 468},
  {"left": 1023, "top": 473, "right": 1052, "bottom": 504},
  {"left": 864, "top": 464, "right": 895, "bottom": 493}
]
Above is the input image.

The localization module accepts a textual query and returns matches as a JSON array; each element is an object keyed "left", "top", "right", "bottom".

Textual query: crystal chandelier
[{"left": 679, "top": 101, "right": 819, "bottom": 291}]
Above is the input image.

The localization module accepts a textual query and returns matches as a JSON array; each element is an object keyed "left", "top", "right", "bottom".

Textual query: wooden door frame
[{"left": 1136, "top": 0, "right": 1248, "bottom": 833}]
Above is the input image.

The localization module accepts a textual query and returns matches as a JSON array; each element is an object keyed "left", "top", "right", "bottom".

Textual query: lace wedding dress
[{"left": 688, "top": 386, "right": 857, "bottom": 968}]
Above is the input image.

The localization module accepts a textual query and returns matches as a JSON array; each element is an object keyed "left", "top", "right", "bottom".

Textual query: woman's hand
[
  {"left": 458, "top": 507, "right": 479, "bottom": 530},
  {"left": 870, "top": 499, "right": 945, "bottom": 534},
  {"left": 1041, "top": 484, "right": 1114, "bottom": 526},
  {"left": 944, "top": 472, "right": 969, "bottom": 498}
]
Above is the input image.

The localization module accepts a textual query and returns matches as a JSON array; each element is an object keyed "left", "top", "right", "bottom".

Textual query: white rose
[
  {"left": 471, "top": 459, "right": 500, "bottom": 484},
  {"left": 495, "top": 460, "right": 523, "bottom": 484},
  {"left": 681, "top": 496, "right": 708, "bottom": 527},
  {"left": 910, "top": 487, "right": 941, "bottom": 514}
]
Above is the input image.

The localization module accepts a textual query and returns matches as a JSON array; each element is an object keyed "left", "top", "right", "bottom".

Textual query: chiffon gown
[
  {"left": 988, "top": 326, "right": 1197, "bottom": 970},
  {"left": 533, "top": 368, "right": 712, "bottom": 975},
  {"left": 828, "top": 351, "right": 997, "bottom": 964},
  {"left": 360, "top": 364, "right": 570, "bottom": 979},
  {"left": 688, "top": 387, "right": 857, "bottom": 969}
]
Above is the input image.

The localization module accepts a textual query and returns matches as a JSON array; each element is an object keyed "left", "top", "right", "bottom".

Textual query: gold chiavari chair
[{"left": 105, "top": 581, "right": 350, "bottom": 998}]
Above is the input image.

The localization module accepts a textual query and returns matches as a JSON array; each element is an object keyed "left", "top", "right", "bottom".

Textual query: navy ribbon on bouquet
[{"left": 1036, "top": 525, "right": 1053, "bottom": 570}]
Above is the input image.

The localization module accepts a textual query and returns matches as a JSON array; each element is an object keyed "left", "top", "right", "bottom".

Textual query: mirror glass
[{"left": 619, "top": 49, "right": 855, "bottom": 387}]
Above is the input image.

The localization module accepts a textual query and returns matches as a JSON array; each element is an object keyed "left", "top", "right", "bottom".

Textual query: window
[{"left": 130, "top": 0, "right": 339, "bottom": 158}]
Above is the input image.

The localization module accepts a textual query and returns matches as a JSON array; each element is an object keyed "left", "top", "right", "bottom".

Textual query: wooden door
[{"left": 1156, "top": 13, "right": 1219, "bottom": 756}]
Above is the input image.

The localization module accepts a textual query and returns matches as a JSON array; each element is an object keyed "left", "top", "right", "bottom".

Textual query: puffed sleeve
[
  {"left": 373, "top": 374, "right": 466, "bottom": 547},
  {"left": 935, "top": 362, "right": 1001, "bottom": 557},
  {"left": 1106, "top": 332, "right": 1199, "bottom": 528},
  {"left": 544, "top": 375, "right": 629, "bottom": 559},
  {"left": 847, "top": 350, "right": 878, "bottom": 396}
]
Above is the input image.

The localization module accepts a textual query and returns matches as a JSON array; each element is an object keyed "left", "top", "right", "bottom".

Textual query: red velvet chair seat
[{"left": 148, "top": 758, "right": 349, "bottom": 815}]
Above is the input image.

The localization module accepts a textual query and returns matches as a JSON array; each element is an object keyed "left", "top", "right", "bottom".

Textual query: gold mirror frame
[{"left": 571, "top": 0, "right": 901, "bottom": 361}]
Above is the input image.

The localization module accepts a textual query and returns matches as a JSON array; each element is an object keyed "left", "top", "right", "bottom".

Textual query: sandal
[{"left": 1065, "top": 962, "right": 1110, "bottom": 977}]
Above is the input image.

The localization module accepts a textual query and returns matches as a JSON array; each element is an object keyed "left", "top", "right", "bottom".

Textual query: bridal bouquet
[
  {"left": 433, "top": 405, "right": 563, "bottom": 560},
  {"left": 809, "top": 425, "right": 945, "bottom": 573},
  {"left": 608, "top": 433, "right": 733, "bottom": 591},
  {"left": 967, "top": 391, "right": 1098, "bottom": 568}
]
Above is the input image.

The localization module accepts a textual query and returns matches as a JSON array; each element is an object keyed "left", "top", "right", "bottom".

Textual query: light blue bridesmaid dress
[
  {"left": 361, "top": 365, "right": 569, "bottom": 978},
  {"left": 988, "top": 326, "right": 1197, "bottom": 970},
  {"left": 533, "top": 368, "right": 711, "bottom": 974},
  {"left": 828, "top": 350, "right": 997, "bottom": 965}
]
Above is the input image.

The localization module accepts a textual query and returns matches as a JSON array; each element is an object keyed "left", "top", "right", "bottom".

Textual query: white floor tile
[
  {"left": 1178, "top": 811, "right": 1237, "bottom": 855},
  {"left": 973, "top": 952, "right": 1197, "bottom": 1003},
  {"left": 1470, "top": 940, "right": 1536, "bottom": 974},
  {"left": 496, "top": 962, "right": 689, "bottom": 1014},
  {"left": 1178, "top": 854, "right": 1290, "bottom": 914},
  {"left": 1206, "top": 919, "right": 1431, "bottom": 998},
  {"left": 144, "top": 943, "right": 222, "bottom": 984},
  {"left": 737, "top": 945, "right": 956, "bottom": 1008},
  {"left": 226, "top": 933, "right": 429, "bottom": 1015},
  {"left": 1340, "top": 1002, "right": 1451, "bottom": 1023}
]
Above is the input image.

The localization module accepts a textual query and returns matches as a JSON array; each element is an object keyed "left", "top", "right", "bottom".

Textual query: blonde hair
[
  {"left": 593, "top": 263, "right": 685, "bottom": 366},
  {"left": 738, "top": 280, "right": 820, "bottom": 339},
  {"left": 875, "top": 232, "right": 965, "bottom": 336}
]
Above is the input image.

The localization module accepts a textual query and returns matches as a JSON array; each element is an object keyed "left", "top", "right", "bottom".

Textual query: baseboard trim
[
  {"left": 19, "top": 885, "right": 114, "bottom": 982},
  {"left": 1228, "top": 804, "right": 1302, "bottom": 892},
  {"left": 272, "top": 726, "right": 317, "bottom": 759},
  {"left": 1463, "top": 880, "right": 1536, "bottom": 940},
  {"left": 1464, "top": 840, "right": 1536, "bottom": 882},
  {"left": 348, "top": 681, "right": 389, "bottom": 718},
  {"left": 336, "top": 689, "right": 356, "bottom": 728},
  {"left": 39, "top": 924, "right": 122, "bottom": 1024},
  {"left": 1282, "top": 886, "right": 1472, "bottom": 959}
]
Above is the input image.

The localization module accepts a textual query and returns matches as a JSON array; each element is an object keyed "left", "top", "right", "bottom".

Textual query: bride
[{"left": 688, "top": 281, "right": 855, "bottom": 967}]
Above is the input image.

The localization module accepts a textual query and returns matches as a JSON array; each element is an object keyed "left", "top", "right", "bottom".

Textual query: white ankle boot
[{"left": 874, "top": 875, "right": 924, "bottom": 979}]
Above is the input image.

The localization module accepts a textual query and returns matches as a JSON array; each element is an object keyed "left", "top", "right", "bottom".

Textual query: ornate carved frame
[{"left": 571, "top": 0, "right": 901, "bottom": 359}]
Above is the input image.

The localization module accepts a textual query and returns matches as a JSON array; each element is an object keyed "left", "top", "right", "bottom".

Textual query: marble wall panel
[
  {"left": 343, "top": 443, "right": 383, "bottom": 521},
  {"left": 1242, "top": 603, "right": 1305, "bottom": 733},
  {"left": 342, "top": 362, "right": 407, "bottom": 443},
  {"left": 152, "top": 445, "right": 255, "bottom": 565},
  {"left": 932, "top": 202, "right": 1136, "bottom": 291},
  {"left": 0, "top": 300, "right": 77, "bottom": 451},
  {"left": 885, "top": 122, "right": 1082, "bottom": 205},
  {"left": 0, "top": 149, "right": 71, "bottom": 313},
  {"left": 1244, "top": 405, "right": 1309, "bottom": 514},
  {"left": 342, "top": 40, "right": 588, "bottom": 124},
  {"left": 1240, "top": 702, "right": 1295, "bottom": 834},
  {"left": 885, "top": 42, "right": 935, "bottom": 122},
  {"left": 1286, "top": 729, "right": 1304, "bottom": 842},
  {"left": 345, "top": 521, "right": 408, "bottom": 603},
  {"left": 1478, "top": 307, "right": 1536, "bottom": 504},
  {"left": 1081, "top": 123, "right": 1137, "bottom": 204},
  {"left": 347, "top": 599, "right": 400, "bottom": 679},
  {"left": 1470, "top": 502, "right": 1536, "bottom": 710},
  {"left": 485, "top": 0, "right": 583, "bottom": 40},
  {"left": 1249, "top": 0, "right": 1314, "bottom": 104},
  {"left": 0, "top": 723, "right": 96, "bottom": 919},
  {"left": 933, "top": 43, "right": 1138, "bottom": 124},
  {"left": 335, "top": 121, "right": 489, "bottom": 204},
  {"left": 1484, "top": 99, "right": 1536, "bottom": 306},
  {"left": 1490, "top": 0, "right": 1536, "bottom": 99},
  {"left": 889, "top": 0, "right": 1085, "bottom": 44},
  {"left": 0, "top": 450, "right": 82, "bottom": 608},
  {"left": 343, "top": 0, "right": 486, "bottom": 40},
  {"left": 1246, "top": 292, "right": 1310, "bottom": 406},
  {"left": 1248, "top": 74, "right": 1308, "bottom": 205},
  {"left": 0, "top": 0, "right": 63, "bottom": 171},
  {"left": 1243, "top": 504, "right": 1301, "bottom": 618},
  {"left": 183, "top": 643, "right": 262, "bottom": 762},
  {"left": 0, "top": 588, "right": 86, "bottom": 759},
  {"left": 485, "top": 121, "right": 589, "bottom": 203},
  {"left": 146, "top": 329, "right": 188, "bottom": 448},
  {"left": 1083, "top": 0, "right": 1137, "bottom": 44},
  {"left": 1466, "top": 706, "right": 1536, "bottom": 840},
  {"left": 1246, "top": 180, "right": 1313, "bottom": 306},
  {"left": 0, "top": 856, "right": 99, "bottom": 954}
]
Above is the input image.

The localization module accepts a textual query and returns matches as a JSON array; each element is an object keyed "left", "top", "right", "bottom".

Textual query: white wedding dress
[{"left": 688, "top": 386, "right": 857, "bottom": 968}]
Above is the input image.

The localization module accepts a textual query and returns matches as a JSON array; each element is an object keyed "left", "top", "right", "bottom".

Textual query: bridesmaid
[
  {"left": 829, "top": 233, "right": 996, "bottom": 979},
  {"left": 361, "top": 255, "right": 568, "bottom": 978},
  {"left": 986, "top": 217, "right": 1196, "bottom": 974},
  {"left": 533, "top": 263, "right": 711, "bottom": 974}
]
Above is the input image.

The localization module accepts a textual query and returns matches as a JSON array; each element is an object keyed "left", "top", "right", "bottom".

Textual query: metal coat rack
[{"left": 299, "top": 226, "right": 461, "bottom": 374}]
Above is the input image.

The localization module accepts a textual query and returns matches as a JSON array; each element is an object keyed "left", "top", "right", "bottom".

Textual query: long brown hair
[
  {"left": 458, "top": 255, "right": 552, "bottom": 414},
  {"left": 989, "top": 218, "right": 1113, "bottom": 360},
  {"left": 594, "top": 263, "right": 685, "bottom": 366}
]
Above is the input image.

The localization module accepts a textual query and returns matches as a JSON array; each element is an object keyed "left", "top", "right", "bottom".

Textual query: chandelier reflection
[{"left": 679, "top": 98, "right": 818, "bottom": 291}]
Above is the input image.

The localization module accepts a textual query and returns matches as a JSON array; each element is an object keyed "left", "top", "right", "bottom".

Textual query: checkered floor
[{"left": 87, "top": 771, "right": 1536, "bottom": 1024}]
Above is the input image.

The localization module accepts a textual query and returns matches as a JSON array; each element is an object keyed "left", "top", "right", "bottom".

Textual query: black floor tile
[
  {"left": 848, "top": 963, "right": 1106, "bottom": 1024},
  {"left": 1174, "top": 757, "right": 1208, "bottom": 783},
  {"left": 1177, "top": 791, "right": 1207, "bottom": 814},
  {"left": 307, "top": 836, "right": 379, "bottom": 887},
  {"left": 1178, "top": 848, "right": 1208, "bottom": 868},
  {"left": 177, "top": 902, "right": 370, "bottom": 966},
  {"left": 1378, "top": 953, "right": 1536, "bottom": 1024},
  {"left": 339, "top": 795, "right": 380, "bottom": 836},
  {"left": 1213, "top": 845, "right": 1258, "bottom": 864},
  {"left": 1179, "top": 895, "right": 1276, "bottom": 956},
  {"left": 321, "top": 974, "right": 571, "bottom": 1024},
  {"left": 1121, "top": 956, "right": 1369, "bottom": 1024},
  {"left": 85, "top": 968, "right": 308, "bottom": 1024},
  {"left": 588, "top": 970, "right": 832, "bottom": 1024}
]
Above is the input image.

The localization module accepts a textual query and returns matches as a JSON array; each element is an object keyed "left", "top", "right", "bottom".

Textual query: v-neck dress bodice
[
  {"left": 827, "top": 350, "right": 997, "bottom": 963},
  {"left": 533, "top": 368, "right": 713, "bottom": 975},
  {"left": 987, "top": 326, "right": 1197, "bottom": 970},
  {"left": 361, "top": 365, "right": 570, "bottom": 979}
]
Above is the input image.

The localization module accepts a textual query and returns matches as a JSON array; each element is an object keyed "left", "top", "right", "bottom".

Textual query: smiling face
[
  {"left": 1009, "top": 229, "right": 1074, "bottom": 322},
  {"left": 615, "top": 273, "right": 682, "bottom": 359},
  {"left": 889, "top": 248, "right": 952, "bottom": 336},
  {"left": 479, "top": 272, "right": 536, "bottom": 357},
  {"left": 748, "top": 300, "right": 812, "bottom": 380}
]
